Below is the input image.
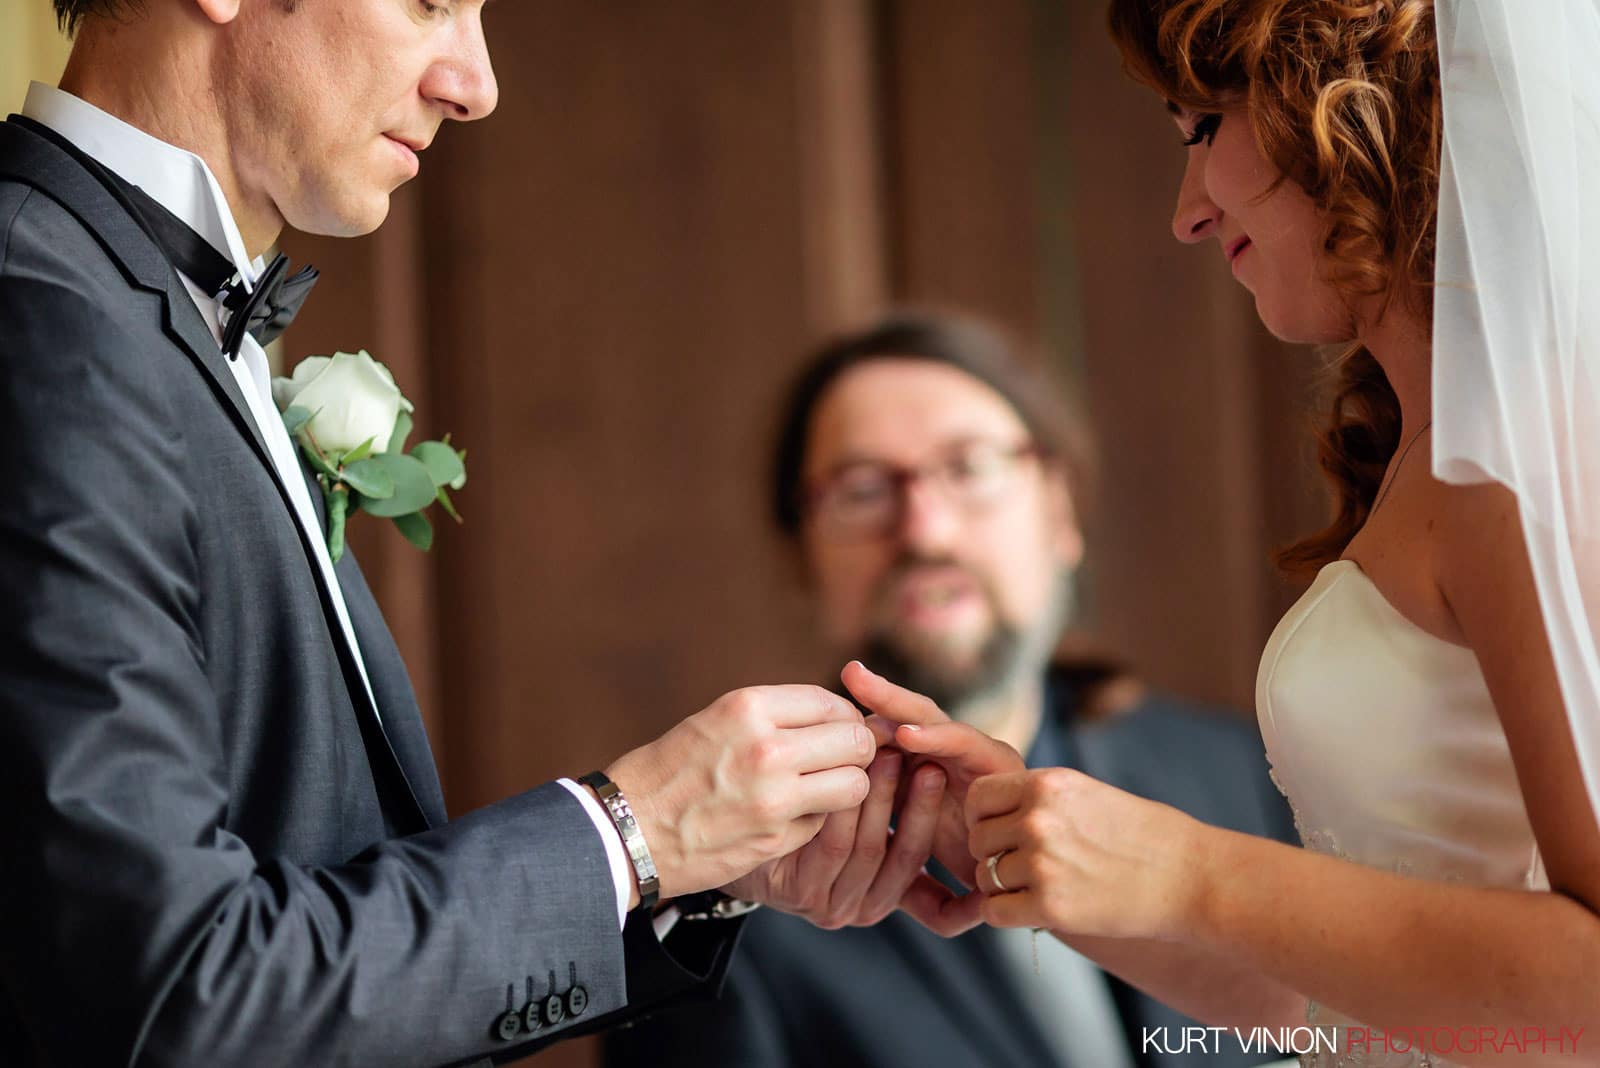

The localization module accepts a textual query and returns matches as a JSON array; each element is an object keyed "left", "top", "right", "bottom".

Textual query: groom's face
[{"left": 220, "top": 0, "right": 498, "bottom": 238}]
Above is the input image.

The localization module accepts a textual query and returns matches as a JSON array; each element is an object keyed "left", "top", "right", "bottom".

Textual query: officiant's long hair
[{"left": 1109, "top": 0, "right": 1441, "bottom": 576}]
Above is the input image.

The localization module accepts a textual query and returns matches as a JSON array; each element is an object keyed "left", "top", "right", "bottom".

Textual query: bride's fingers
[
  {"left": 894, "top": 723, "right": 1025, "bottom": 787},
  {"left": 898, "top": 874, "right": 985, "bottom": 937},
  {"left": 972, "top": 841, "right": 1030, "bottom": 896},
  {"left": 840, "top": 662, "right": 949, "bottom": 726},
  {"left": 980, "top": 888, "right": 1047, "bottom": 930},
  {"left": 967, "top": 811, "right": 1024, "bottom": 866},
  {"left": 966, "top": 772, "right": 1031, "bottom": 829}
]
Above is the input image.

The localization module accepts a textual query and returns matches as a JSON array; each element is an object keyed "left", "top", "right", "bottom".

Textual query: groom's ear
[{"left": 193, "top": 0, "right": 242, "bottom": 25}]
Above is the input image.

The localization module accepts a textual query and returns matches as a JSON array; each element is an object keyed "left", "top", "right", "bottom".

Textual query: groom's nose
[{"left": 423, "top": 9, "right": 500, "bottom": 122}]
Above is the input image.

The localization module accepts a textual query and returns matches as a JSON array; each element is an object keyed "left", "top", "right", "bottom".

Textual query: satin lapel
[
  {"left": 1, "top": 119, "right": 275, "bottom": 472},
  {"left": 302, "top": 462, "right": 443, "bottom": 828},
  {"left": 2, "top": 118, "right": 430, "bottom": 835}
]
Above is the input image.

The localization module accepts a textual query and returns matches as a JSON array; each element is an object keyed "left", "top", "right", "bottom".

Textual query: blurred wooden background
[{"left": 6, "top": 2, "right": 1327, "bottom": 1066}]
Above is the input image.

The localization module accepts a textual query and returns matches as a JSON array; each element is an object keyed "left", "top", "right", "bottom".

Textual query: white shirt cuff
[
  {"left": 557, "top": 777, "right": 631, "bottom": 930},
  {"left": 652, "top": 904, "right": 682, "bottom": 941}
]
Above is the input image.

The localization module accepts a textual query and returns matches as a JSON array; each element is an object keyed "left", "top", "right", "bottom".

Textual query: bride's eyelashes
[{"left": 1182, "top": 113, "right": 1223, "bottom": 148}]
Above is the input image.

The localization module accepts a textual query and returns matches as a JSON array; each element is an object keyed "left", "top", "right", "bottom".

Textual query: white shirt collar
[{"left": 22, "top": 81, "right": 262, "bottom": 290}]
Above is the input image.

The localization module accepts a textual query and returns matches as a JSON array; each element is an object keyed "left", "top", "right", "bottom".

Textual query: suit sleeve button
[
  {"left": 543, "top": 993, "right": 566, "bottom": 1027},
  {"left": 566, "top": 985, "right": 589, "bottom": 1017},
  {"left": 495, "top": 1011, "right": 522, "bottom": 1042}
]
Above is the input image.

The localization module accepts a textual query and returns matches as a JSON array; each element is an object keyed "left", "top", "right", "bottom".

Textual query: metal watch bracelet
[{"left": 577, "top": 770, "right": 660, "bottom": 911}]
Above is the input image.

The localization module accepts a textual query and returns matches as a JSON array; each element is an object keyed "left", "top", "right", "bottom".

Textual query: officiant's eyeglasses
[{"left": 803, "top": 440, "right": 1044, "bottom": 539}]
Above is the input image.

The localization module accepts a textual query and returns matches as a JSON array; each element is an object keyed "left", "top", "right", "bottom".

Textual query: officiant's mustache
[{"left": 870, "top": 554, "right": 999, "bottom": 626}]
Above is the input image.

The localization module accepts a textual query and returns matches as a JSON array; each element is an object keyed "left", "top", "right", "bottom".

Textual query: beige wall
[{"left": 1, "top": 0, "right": 71, "bottom": 114}]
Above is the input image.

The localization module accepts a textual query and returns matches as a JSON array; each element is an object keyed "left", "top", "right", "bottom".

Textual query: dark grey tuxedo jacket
[
  {"left": 0, "top": 116, "right": 738, "bottom": 1068},
  {"left": 605, "top": 675, "right": 1299, "bottom": 1068}
]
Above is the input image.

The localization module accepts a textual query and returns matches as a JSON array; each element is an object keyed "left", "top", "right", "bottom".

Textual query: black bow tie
[
  {"left": 216, "top": 252, "right": 319, "bottom": 359},
  {"left": 7, "top": 114, "right": 317, "bottom": 359},
  {"left": 121, "top": 181, "right": 318, "bottom": 359}
]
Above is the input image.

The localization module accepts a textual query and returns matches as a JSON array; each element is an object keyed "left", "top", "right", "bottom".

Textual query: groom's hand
[
  {"left": 604, "top": 685, "right": 876, "bottom": 904},
  {"left": 720, "top": 743, "right": 946, "bottom": 928},
  {"left": 842, "top": 661, "right": 1024, "bottom": 936}
]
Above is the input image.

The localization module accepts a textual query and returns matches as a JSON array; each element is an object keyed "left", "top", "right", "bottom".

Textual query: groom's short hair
[
  {"left": 53, "top": 0, "right": 300, "bottom": 34},
  {"left": 53, "top": 0, "right": 128, "bottom": 34}
]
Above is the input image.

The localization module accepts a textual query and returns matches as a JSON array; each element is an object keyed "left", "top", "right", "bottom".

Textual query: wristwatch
[{"left": 578, "top": 770, "right": 660, "bottom": 911}]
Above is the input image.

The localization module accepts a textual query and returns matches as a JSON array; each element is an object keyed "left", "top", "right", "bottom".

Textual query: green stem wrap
[{"left": 325, "top": 483, "right": 349, "bottom": 563}]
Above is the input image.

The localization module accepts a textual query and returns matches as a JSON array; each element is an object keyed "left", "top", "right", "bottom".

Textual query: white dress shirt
[{"left": 21, "top": 82, "right": 635, "bottom": 929}]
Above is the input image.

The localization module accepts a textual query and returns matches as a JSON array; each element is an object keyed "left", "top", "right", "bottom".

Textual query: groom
[{"left": 0, "top": 3, "right": 946, "bottom": 1066}]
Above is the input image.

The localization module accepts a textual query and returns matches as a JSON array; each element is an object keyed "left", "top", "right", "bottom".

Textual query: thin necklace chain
[{"left": 1370, "top": 419, "right": 1433, "bottom": 517}]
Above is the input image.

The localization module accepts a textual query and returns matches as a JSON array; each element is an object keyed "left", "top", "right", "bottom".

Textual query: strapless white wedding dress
[{"left": 1256, "top": 560, "right": 1547, "bottom": 1068}]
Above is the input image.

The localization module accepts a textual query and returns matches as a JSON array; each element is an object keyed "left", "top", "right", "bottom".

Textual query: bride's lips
[{"left": 1225, "top": 236, "right": 1253, "bottom": 272}]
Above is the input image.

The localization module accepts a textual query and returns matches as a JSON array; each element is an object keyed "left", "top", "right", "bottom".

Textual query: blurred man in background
[{"left": 606, "top": 313, "right": 1298, "bottom": 1068}]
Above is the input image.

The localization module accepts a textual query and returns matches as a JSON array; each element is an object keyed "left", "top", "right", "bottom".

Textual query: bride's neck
[{"left": 1359, "top": 305, "right": 1434, "bottom": 434}]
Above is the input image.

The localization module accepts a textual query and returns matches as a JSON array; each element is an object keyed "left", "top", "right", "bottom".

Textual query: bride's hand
[{"left": 960, "top": 766, "right": 1212, "bottom": 940}]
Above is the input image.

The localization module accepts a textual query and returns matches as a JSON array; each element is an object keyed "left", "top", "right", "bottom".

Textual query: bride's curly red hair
[{"left": 1109, "top": 0, "right": 1441, "bottom": 576}]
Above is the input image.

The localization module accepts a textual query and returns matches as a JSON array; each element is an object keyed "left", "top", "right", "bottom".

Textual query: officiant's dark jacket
[
  {"left": 0, "top": 116, "right": 741, "bottom": 1067},
  {"left": 606, "top": 669, "right": 1298, "bottom": 1068}
]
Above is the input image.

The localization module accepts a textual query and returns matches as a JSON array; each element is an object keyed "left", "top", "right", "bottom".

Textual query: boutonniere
[{"left": 271, "top": 350, "right": 466, "bottom": 563}]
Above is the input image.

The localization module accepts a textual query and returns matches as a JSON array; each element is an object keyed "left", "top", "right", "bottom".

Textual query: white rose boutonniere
[{"left": 273, "top": 350, "right": 466, "bottom": 562}]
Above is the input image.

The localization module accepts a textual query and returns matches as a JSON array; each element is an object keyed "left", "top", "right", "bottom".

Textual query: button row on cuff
[{"left": 493, "top": 966, "right": 588, "bottom": 1042}]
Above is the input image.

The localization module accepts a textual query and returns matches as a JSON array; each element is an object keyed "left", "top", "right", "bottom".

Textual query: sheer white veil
[{"left": 1433, "top": 0, "right": 1600, "bottom": 819}]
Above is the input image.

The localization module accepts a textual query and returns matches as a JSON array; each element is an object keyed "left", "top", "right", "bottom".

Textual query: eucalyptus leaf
[
  {"left": 355, "top": 452, "right": 437, "bottom": 517},
  {"left": 303, "top": 444, "right": 341, "bottom": 482},
  {"left": 411, "top": 440, "right": 466, "bottom": 489},
  {"left": 341, "top": 457, "right": 395, "bottom": 500},
  {"left": 435, "top": 485, "right": 462, "bottom": 523},
  {"left": 392, "top": 511, "right": 434, "bottom": 551},
  {"left": 341, "top": 436, "right": 377, "bottom": 465},
  {"left": 450, "top": 448, "right": 468, "bottom": 491},
  {"left": 387, "top": 411, "right": 414, "bottom": 455},
  {"left": 282, "top": 405, "right": 314, "bottom": 439}
]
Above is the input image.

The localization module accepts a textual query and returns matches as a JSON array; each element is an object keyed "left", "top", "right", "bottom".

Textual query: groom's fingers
[
  {"left": 855, "top": 761, "right": 944, "bottom": 924},
  {"left": 791, "top": 765, "right": 873, "bottom": 819},
  {"left": 863, "top": 714, "right": 900, "bottom": 750},
  {"left": 840, "top": 661, "right": 949, "bottom": 726},
  {"left": 794, "top": 793, "right": 864, "bottom": 906},
  {"left": 812, "top": 751, "right": 900, "bottom": 922},
  {"left": 930, "top": 804, "right": 977, "bottom": 889}
]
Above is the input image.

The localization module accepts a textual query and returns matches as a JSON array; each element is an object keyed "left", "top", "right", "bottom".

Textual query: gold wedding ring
[{"left": 986, "top": 850, "right": 1011, "bottom": 893}]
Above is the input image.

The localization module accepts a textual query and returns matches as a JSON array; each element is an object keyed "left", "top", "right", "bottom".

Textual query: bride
[{"left": 845, "top": 1, "right": 1600, "bottom": 1063}]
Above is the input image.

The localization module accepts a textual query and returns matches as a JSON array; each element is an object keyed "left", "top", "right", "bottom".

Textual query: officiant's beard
[{"left": 860, "top": 564, "right": 1071, "bottom": 723}]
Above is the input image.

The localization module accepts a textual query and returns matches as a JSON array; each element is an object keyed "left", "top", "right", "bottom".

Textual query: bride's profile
[{"left": 845, "top": 1, "right": 1600, "bottom": 1063}]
